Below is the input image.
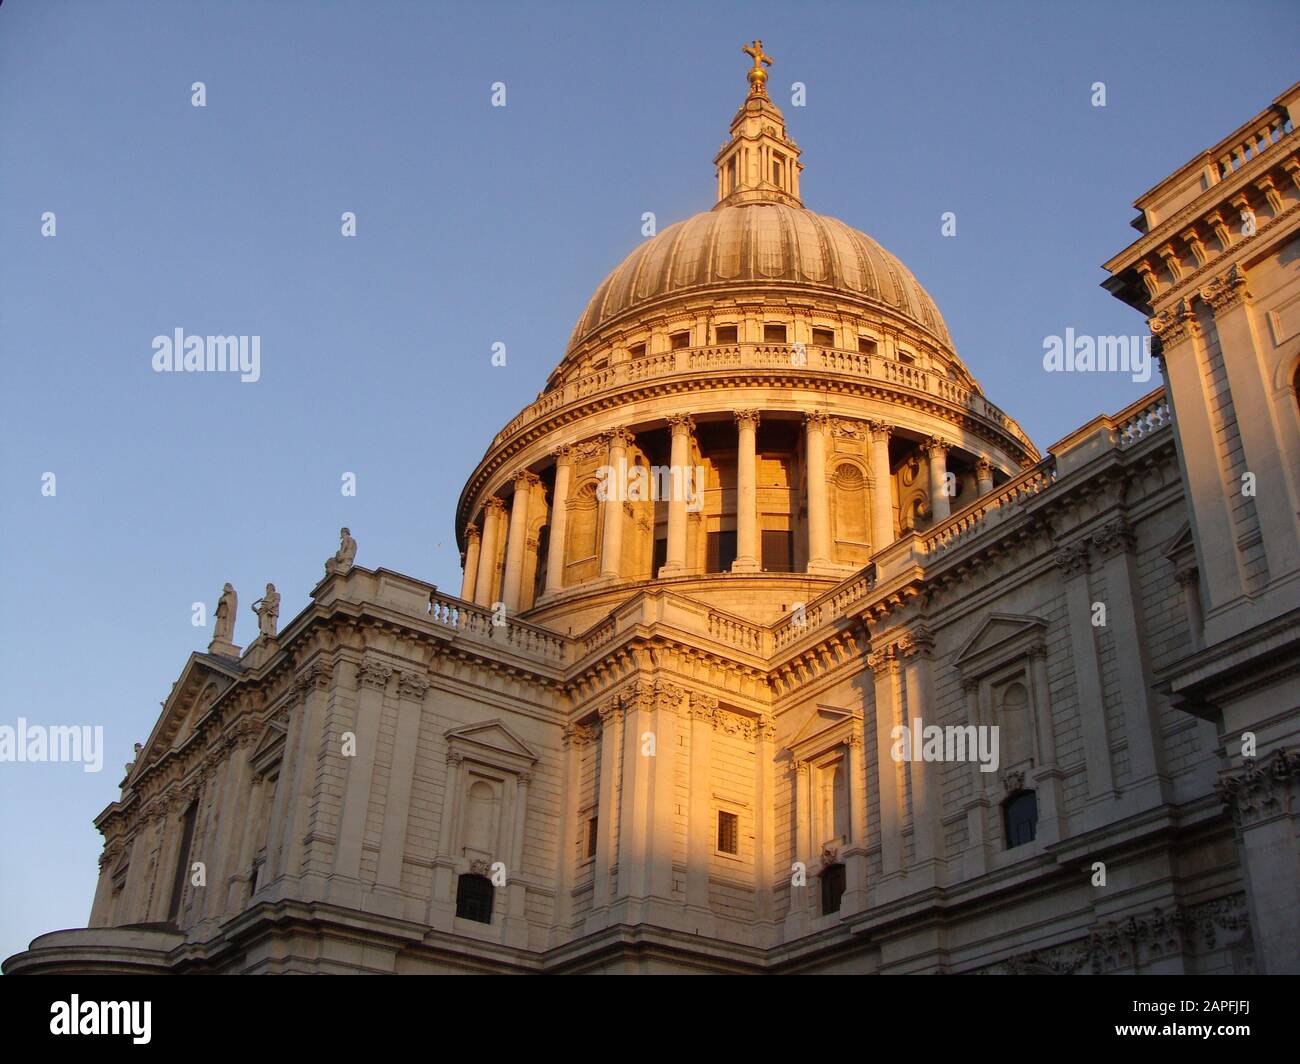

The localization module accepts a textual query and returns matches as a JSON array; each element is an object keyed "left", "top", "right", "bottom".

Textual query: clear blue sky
[{"left": 1, "top": 0, "right": 1294, "bottom": 963}]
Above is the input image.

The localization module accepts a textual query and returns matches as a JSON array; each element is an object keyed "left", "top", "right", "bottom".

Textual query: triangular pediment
[
  {"left": 1162, "top": 521, "right": 1196, "bottom": 562},
  {"left": 954, "top": 613, "right": 1047, "bottom": 667},
  {"left": 445, "top": 719, "right": 538, "bottom": 764},
  {"left": 128, "top": 653, "right": 242, "bottom": 783},
  {"left": 788, "top": 704, "right": 859, "bottom": 762}
]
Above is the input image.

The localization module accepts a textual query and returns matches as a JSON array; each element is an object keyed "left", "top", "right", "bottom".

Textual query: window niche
[
  {"left": 440, "top": 721, "right": 539, "bottom": 932},
  {"left": 953, "top": 614, "right": 1060, "bottom": 858}
]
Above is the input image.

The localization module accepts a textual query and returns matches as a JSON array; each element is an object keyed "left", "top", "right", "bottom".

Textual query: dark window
[
  {"left": 812, "top": 328, "right": 835, "bottom": 347},
  {"left": 652, "top": 537, "right": 668, "bottom": 576},
  {"left": 820, "top": 863, "right": 846, "bottom": 915},
  {"left": 456, "top": 873, "right": 494, "bottom": 923},
  {"left": 728, "top": 155, "right": 737, "bottom": 192},
  {"left": 715, "top": 324, "right": 738, "bottom": 344},
  {"left": 858, "top": 337, "right": 878, "bottom": 356},
  {"left": 717, "top": 811, "right": 739, "bottom": 854},
  {"left": 773, "top": 159, "right": 783, "bottom": 186},
  {"left": 629, "top": 343, "right": 646, "bottom": 360},
  {"left": 167, "top": 801, "right": 198, "bottom": 922},
  {"left": 1004, "top": 791, "right": 1038, "bottom": 849},
  {"left": 763, "top": 323, "right": 788, "bottom": 343},
  {"left": 670, "top": 331, "right": 690, "bottom": 350},
  {"left": 761, "top": 529, "right": 794, "bottom": 573},
  {"left": 585, "top": 816, "right": 599, "bottom": 858},
  {"left": 898, "top": 351, "right": 916, "bottom": 365},
  {"left": 706, "top": 530, "right": 737, "bottom": 573}
]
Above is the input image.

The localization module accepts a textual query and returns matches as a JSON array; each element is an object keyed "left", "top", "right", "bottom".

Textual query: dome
[{"left": 567, "top": 203, "right": 953, "bottom": 355}]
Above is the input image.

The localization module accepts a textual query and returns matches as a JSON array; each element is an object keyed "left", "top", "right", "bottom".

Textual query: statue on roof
[{"left": 252, "top": 583, "right": 280, "bottom": 640}]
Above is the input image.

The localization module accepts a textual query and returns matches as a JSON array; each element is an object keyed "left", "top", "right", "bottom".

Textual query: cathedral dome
[{"left": 567, "top": 203, "right": 953, "bottom": 357}]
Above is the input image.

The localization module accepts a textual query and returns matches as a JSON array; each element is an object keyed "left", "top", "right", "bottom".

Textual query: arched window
[
  {"left": 820, "top": 863, "right": 846, "bottom": 915},
  {"left": 455, "top": 874, "right": 494, "bottom": 923},
  {"left": 1003, "top": 791, "right": 1038, "bottom": 849}
]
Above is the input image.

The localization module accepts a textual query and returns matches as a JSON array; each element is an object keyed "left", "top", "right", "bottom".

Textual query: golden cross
[{"left": 742, "top": 39, "right": 773, "bottom": 72}]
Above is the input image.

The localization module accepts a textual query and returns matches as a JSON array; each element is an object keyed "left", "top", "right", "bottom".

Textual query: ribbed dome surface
[{"left": 567, "top": 202, "right": 952, "bottom": 353}]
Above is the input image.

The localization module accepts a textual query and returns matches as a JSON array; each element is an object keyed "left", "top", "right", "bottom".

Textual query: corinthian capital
[
  {"left": 1091, "top": 517, "right": 1135, "bottom": 558},
  {"left": 358, "top": 656, "right": 393, "bottom": 690},
  {"left": 734, "top": 409, "right": 761, "bottom": 429},
  {"left": 1147, "top": 297, "right": 1197, "bottom": 351},
  {"left": 1199, "top": 264, "right": 1250, "bottom": 313}
]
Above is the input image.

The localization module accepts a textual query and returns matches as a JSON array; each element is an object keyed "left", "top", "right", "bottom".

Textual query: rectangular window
[
  {"left": 717, "top": 811, "right": 739, "bottom": 855},
  {"left": 167, "top": 801, "right": 198, "bottom": 922},
  {"left": 763, "top": 323, "right": 788, "bottom": 343},
  {"left": 670, "top": 330, "right": 690, "bottom": 350},
  {"left": 585, "top": 816, "right": 599, "bottom": 858},
  {"left": 715, "top": 324, "right": 738, "bottom": 344},
  {"left": 761, "top": 529, "right": 794, "bottom": 573},
  {"left": 629, "top": 343, "right": 647, "bottom": 360},
  {"left": 812, "top": 328, "right": 835, "bottom": 347},
  {"left": 898, "top": 351, "right": 916, "bottom": 364},
  {"left": 652, "top": 536, "right": 668, "bottom": 575},
  {"left": 706, "top": 530, "right": 737, "bottom": 574},
  {"left": 858, "top": 336, "right": 878, "bottom": 355}
]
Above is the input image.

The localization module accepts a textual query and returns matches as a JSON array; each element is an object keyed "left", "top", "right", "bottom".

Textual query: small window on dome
[
  {"left": 670, "top": 331, "right": 690, "bottom": 350},
  {"left": 858, "top": 337, "right": 878, "bottom": 356},
  {"left": 898, "top": 351, "right": 916, "bottom": 365},
  {"left": 715, "top": 325, "right": 738, "bottom": 345},
  {"left": 629, "top": 343, "right": 646, "bottom": 360},
  {"left": 812, "top": 328, "right": 835, "bottom": 347},
  {"left": 764, "top": 323, "right": 787, "bottom": 343}
]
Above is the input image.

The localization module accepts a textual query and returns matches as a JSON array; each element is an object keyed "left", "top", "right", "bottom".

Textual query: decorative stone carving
[
  {"left": 326, "top": 527, "right": 358, "bottom": 576},
  {"left": 925, "top": 435, "right": 950, "bottom": 457},
  {"left": 251, "top": 583, "right": 280, "bottom": 640},
  {"left": 398, "top": 672, "right": 430, "bottom": 700},
  {"left": 563, "top": 722, "right": 598, "bottom": 748},
  {"left": 1199, "top": 263, "right": 1250, "bottom": 312},
  {"left": 1090, "top": 517, "right": 1135, "bottom": 558},
  {"left": 358, "top": 657, "right": 393, "bottom": 690},
  {"left": 866, "top": 644, "right": 898, "bottom": 673},
  {"left": 1147, "top": 296, "right": 1197, "bottom": 350},
  {"left": 1216, "top": 749, "right": 1300, "bottom": 829},
  {"left": 1054, "top": 539, "right": 1090, "bottom": 577}
]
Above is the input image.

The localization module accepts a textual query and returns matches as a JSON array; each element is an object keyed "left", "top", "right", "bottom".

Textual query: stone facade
[{"left": 7, "top": 59, "right": 1299, "bottom": 976}]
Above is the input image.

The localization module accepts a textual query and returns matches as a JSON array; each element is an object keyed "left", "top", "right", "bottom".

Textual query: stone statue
[
  {"left": 327, "top": 527, "right": 357, "bottom": 575},
  {"left": 252, "top": 583, "right": 280, "bottom": 640},
  {"left": 213, "top": 583, "right": 237, "bottom": 643}
]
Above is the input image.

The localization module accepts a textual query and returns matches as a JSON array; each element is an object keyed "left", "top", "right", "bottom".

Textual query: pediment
[
  {"left": 249, "top": 718, "right": 288, "bottom": 775},
  {"left": 445, "top": 719, "right": 538, "bottom": 766},
  {"left": 1162, "top": 521, "right": 1196, "bottom": 562},
  {"left": 129, "top": 653, "right": 242, "bottom": 782},
  {"left": 788, "top": 704, "right": 859, "bottom": 762},
  {"left": 954, "top": 613, "right": 1047, "bottom": 669}
]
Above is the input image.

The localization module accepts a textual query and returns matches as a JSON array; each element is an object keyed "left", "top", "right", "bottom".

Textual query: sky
[{"left": 0, "top": 0, "right": 1295, "bottom": 964}]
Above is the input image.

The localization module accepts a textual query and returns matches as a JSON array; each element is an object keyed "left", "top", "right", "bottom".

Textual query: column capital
[
  {"left": 867, "top": 419, "right": 892, "bottom": 441},
  {"left": 974, "top": 456, "right": 994, "bottom": 478},
  {"left": 667, "top": 412, "right": 696, "bottom": 435},
  {"left": 603, "top": 427, "right": 635, "bottom": 450},
  {"left": 484, "top": 496, "right": 507, "bottom": 517},
  {"left": 1054, "top": 539, "right": 1091, "bottom": 577},
  {"left": 358, "top": 655, "right": 394, "bottom": 690},
  {"left": 551, "top": 445, "right": 575, "bottom": 468},
  {"left": 734, "top": 409, "right": 761, "bottom": 429},
  {"left": 1199, "top": 263, "right": 1250, "bottom": 313},
  {"left": 397, "top": 671, "right": 431, "bottom": 701},
  {"left": 925, "top": 434, "right": 950, "bottom": 457},
  {"left": 803, "top": 411, "right": 832, "bottom": 432},
  {"left": 896, "top": 628, "right": 935, "bottom": 659},
  {"left": 1091, "top": 516, "right": 1135, "bottom": 558},
  {"left": 866, "top": 643, "right": 899, "bottom": 674},
  {"left": 1148, "top": 296, "right": 1198, "bottom": 350},
  {"left": 513, "top": 469, "right": 541, "bottom": 490},
  {"left": 465, "top": 523, "right": 481, "bottom": 542}
]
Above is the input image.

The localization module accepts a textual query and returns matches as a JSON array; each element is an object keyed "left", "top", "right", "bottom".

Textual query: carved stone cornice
[
  {"left": 1054, "top": 539, "right": 1091, "bottom": 577},
  {"left": 1216, "top": 749, "right": 1300, "bottom": 829},
  {"left": 1199, "top": 263, "right": 1250, "bottom": 313},
  {"left": 1091, "top": 517, "right": 1136, "bottom": 559}
]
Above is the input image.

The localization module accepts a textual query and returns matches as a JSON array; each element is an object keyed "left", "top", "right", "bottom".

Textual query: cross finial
[{"left": 742, "top": 39, "right": 773, "bottom": 96}]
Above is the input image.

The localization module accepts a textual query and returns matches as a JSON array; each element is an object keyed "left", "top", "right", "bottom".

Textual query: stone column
[
  {"left": 660, "top": 415, "right": 694, "bottom": 578},
  {"left": 615, "top": 684, "right": 654, "bottom": 908},
  {"left": 804, "top": 412, "right": 832, "bottom": 569},
  {"left": 1176, "top": 567, "right": 1203, "bottom": 650},
  {"left": 755, "top": 714, "right": 777, "bottom": 930},
  {"left": 591, "top": 699, "right": 623, "bottom": 914},
  {"left": 282, "top": 662, "right": 333, "bottom": 883},
  {"left": 473, "top": 498, "right": 505, "bottom": 607},
  {"left": 926, "top": 436, "right": 952, "bottom": 522},
  {"left": 332, "top": 656, "right": 391, "bottom": 883},
  {"left": 647, "top": 683, "right": 682, "bottom": 906},
  {"left": 544, "top": 448, "right": 573, "bottom": 596},
  {"left": 842, "top": 728, "right": 868, "bottom": 912},
  {"left": 900, "top": 631, "right": 944, "bottom": 872},
  {"left": 1055, "top": 540, "right": 1116, "bottom": 803},
  {"left": 502, "top": 470, "right": 538, "bottom": 612},
  {"left": 869, "top": 644, "right": 903, "bottom": 877},
  {"left": 554, "top": 722, "right": 595, "bottom": 940},
  {"left": 1027, "top": 645, "right": 1064, "bottom": 844},
  {"left": 685, "top": 694, "right": 716, "bottom": 925},
  {"left": 599, "top": 430, "right": 633, "bottom": 581},
  {"left": 869, "top": 420, "right": 894, "bottom": 552},
  {"left": 504, "top": 770, "right": 532, "bottom": 945},
  {"left": 960, "top": 679, "right": 992, "bottom": 879},
  {"left": 460, "top": 525, "right": 481, "bottom": 601},
  {"left": 376, "top": 671, "right": 429, "bottom": 895},
  {"left": 975, "top": 457, "right": 994, "bottom": 496},
  {"left": 733, "top": 410, "right": 761, "bottom": 572},
  {"left": 1092, "top": 517, "right": 1167, "bottom": 803}
]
